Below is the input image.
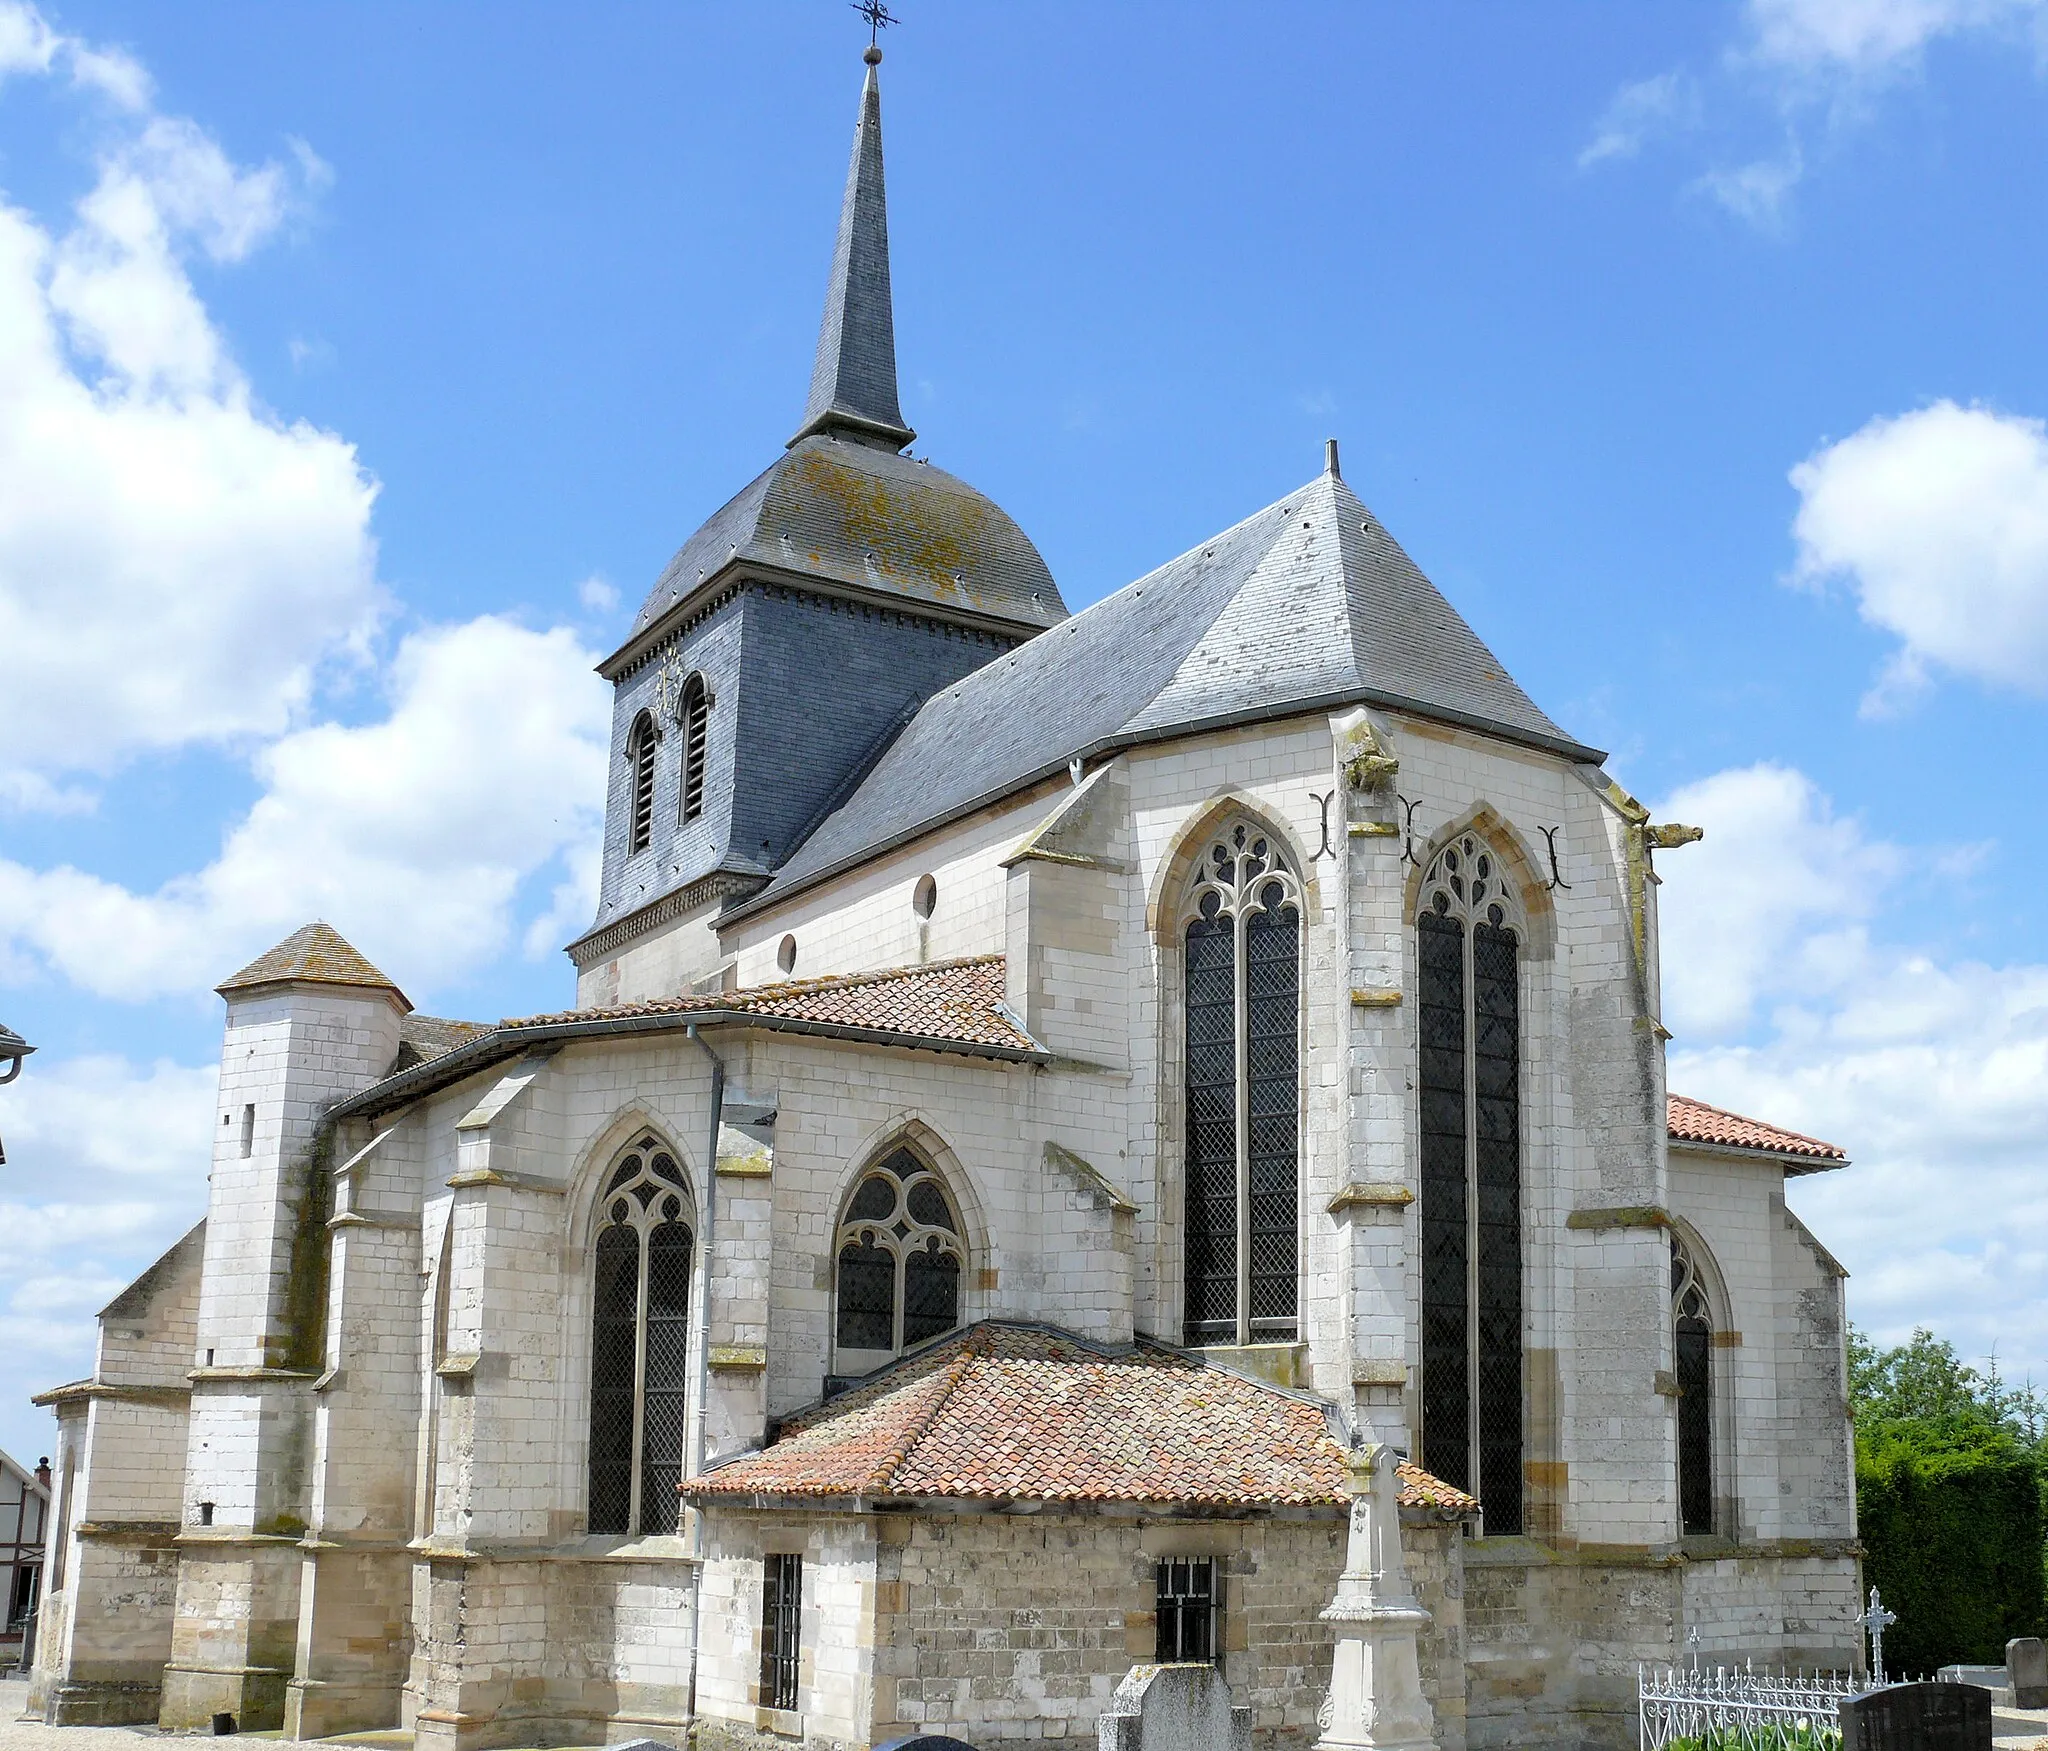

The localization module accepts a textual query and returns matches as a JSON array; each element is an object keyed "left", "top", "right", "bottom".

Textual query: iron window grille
[
  {"left": 586, "top": 1139, "right": 695, "bottom": 1536},
  {"left": 1417, "top": 834, "right": 1525, "bottom": 1535},
  {"left": 1155, "top": 1557, "right": 1219, "bottom": 1664},
  {"left": 680, "top": 675, "right": 709, "bottom": 823},
  {"left": 1671, "top": 1233, "right": 1715, "bottom": 1537},
  {"left": 832, "top": 1148, "right": 965, "bottom": 1370},
  {"left": 1179, "top": 820, "right": 1303, "bottom": 1347},
  {"left": 761, "top": 1552, "right": 802, "bottom": 1712},
  {"left": 626, "top": 711, "right": 658, "bottom": 855}
]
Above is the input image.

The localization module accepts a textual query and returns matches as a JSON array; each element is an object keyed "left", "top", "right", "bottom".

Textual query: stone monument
[
  {"left": 1314, "top": 1443, "right": 1437, "bottom": 1751},
  {"left": 2009, "top": 1637, "right": 2048, "bottom": 1710},
  {"left": 1096, "top": 1664, "right": 1250, "bottom": 1751}
]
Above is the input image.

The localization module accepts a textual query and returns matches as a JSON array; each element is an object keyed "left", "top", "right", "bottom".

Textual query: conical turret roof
[
  {"left": 217, "top": 921, "right": 410, "bottom": 1008},
  {"left": 737, "top": 459, "right": 1602, "bottom": 913}
]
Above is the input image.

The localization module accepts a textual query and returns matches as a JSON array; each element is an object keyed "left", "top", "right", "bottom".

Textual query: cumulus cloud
[
  {"left": 1656, "top": 761, "right": 2048, "bottom": 1384},
  {"left": 1744, "top": 0, "right": 2047, "bottom": 78},
  {"left": 0, "top": 615, "right": 610, "bottom": 1004},
  {"left": 0, "top": 1, "right": 379, "bottom": 804},
  {"left": 0, "top": 1052, "right": 217, "bottom": 1456},
  {"left": 1789, "top": 400, "right": 2048, "bottom": 712}
]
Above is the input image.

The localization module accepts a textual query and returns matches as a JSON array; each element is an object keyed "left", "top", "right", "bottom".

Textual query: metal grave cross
[{"left": 1859, "top": 1585, "right": 1898, "bottom": 1685}]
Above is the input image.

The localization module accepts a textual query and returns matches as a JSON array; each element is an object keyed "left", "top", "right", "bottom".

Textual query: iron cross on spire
[{"left": 852, "top": 0, "right": 898, "bottom": 51}]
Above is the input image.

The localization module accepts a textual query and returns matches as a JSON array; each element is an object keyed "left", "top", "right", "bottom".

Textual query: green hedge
[{"left": 1856, "top": 1435, "right": 2046, "bottom": 1674}]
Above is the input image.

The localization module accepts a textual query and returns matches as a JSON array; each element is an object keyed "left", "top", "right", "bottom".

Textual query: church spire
[{"left": 790, "top": 44, "right": 916, "bottom": 451}]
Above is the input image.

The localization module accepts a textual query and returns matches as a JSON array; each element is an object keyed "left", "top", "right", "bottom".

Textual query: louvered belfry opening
[
  {"left": 1180, "top": 821, "right": 1302, "bottom": 1348},
  {"left": 1417, "top": 834, "right": 1525, "bottom": 1534},
  {"left": 627, "top": 711, "right": 657, "bottom": 855},
  {"left": 585, "top": 1139, "right": 695, "bottom": 1536},
  {"left": 680, "top": 675, "right": 709, "bottom": 823},
  {"left": 1673, "top": 1234, "right": 1715, "bottom": 1536},
  {"left": 832, "top": 1146, "right": 966, "bottom": 1371}
]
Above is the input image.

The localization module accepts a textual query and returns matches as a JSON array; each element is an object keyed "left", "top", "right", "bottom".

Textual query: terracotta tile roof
[
  {"left": 682, "top": 1321, "right": 1478, "bottom": 1516},
  {"left": 505, "top": 955, "right": 1036, "bottom": 1053},
  {"left": 218, "top": 922, "right": 409, "bottom": 1007},
  {"left": 391, "top": 1014, "right": 490, "bottom": 1073},
  {"left": 1668, "top": 1094, "right": 1847, "bottom": 1165}
]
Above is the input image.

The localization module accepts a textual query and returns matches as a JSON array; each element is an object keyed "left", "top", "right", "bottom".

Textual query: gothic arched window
[
  {"left": 1179, "top": 819, "right": 1303, "bottom": 1348},
  {"left": 587, "top": 1138, "right": 695, "bottom": 1537},
  {"left": 1416, "top": 832, "right": 1525, "bottom": 1533},
  {"left": 680, "top": 676, "right": 710, "bottom": 824},
  {"left": 832, "top": 1148, "right": 965, "bottom": 1374},
  {"left": 626, "top": 711, "right": 659, "bottom": 855},
  {"left": 1672, "top": 1232, "right": 1715, "bottom": 1537}
]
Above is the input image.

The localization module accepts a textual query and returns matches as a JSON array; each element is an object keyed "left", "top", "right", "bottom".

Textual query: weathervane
[{"left": 852, "top": 0, "right": 897, "bottom": 54}]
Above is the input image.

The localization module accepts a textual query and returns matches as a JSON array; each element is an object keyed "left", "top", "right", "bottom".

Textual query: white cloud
[
  {"left": 577, "top": 573, "right": 620, "bottom": 614},
  {"left": 1579, "top": 72, "right": 1701, "bottom": 168},
  {"left": 1789, "top": 400, "right": 2048, "bottom": 711},
  {"left": 1744, "top": 0, "right": 2046, "bottom": 78},
  {"left": 0, "top": 4, "right": 379, "bottom": 805},
  {"left": 1656, "top": 761, "right": 2048, "bottom": 1384},
  {"left": 0, "top": 615, "right": 610, "bottom": 1004},
  {"left": 1693, "top": 142, "right": 1805, "bottom": 227}
]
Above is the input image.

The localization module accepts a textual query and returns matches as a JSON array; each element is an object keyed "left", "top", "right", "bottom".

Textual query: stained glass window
[
  {"left": 1416, "top": 835, "right": 1524, "bottom": 1534},
  {"left": 832, "top": 1148, "right": 965, "bottom": 1369},
  {"left": 1672, "top": 1233, "right": 1715, "bottom": 1537},
  {"left": 585, "top": 1140, "right": 694, "bottom": 1536},
  {"left": 1179, "top": 821, "right": 1302, "bottom": 1347}
]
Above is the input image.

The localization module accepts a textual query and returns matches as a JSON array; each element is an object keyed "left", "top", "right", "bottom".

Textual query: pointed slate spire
[{"left": 791, "top": 47, "right": 916, "bottom": 451}]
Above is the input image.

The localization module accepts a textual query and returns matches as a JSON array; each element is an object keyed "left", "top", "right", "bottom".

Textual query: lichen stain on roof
[
  {"left": 784, "top": 445, "right": 992, "bottom": 601},
  {"left": 217, "top": 921, "right": 409, "bottom": 1008}
]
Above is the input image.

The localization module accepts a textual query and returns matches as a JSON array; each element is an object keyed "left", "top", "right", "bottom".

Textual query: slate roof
[
  {"left": 391, "top": 1015, "right": 490, "bottom": 1074},
  {"left": 217, "top": 922, "right": 409, "bottom": 1008},
  {"left": 0, "top": 1021, "right": 31, "bottom": 1060},
  {"left": 793, "top": 53, "right": 912, "bottom": 450},
  {"left": 683, "top": 1321, "right": 1479, "bottom": 1515},
  {"left": 621, "top": 436, "right": 1065, "bottom": 651},
  {"left": 735, "top": 466, "right": 1602, "bottom": 920},
  {"left": 1667, "top": 1094, "right": 1848, "bottom": 1168}
]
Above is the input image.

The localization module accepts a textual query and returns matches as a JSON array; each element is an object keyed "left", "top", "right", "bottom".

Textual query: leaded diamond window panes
[
  {"left": 832, "top": 1148, "right": 967, "bottom": 1370},
  {"left": 1672, "top": 1234, "right": 1715, "bottom": 1537},
  {"left": 1415, "top": 835, "right": 1526, "bottom": 1536},
  {"left": 1179, "top": 821, "right": 1303, "bottom": 1348},
  {"left": 585, "top": 1139, "right": 695, "bottom": 1536}
]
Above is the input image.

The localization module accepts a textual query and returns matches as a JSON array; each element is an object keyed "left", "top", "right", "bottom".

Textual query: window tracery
[
  {"left": 832, "top": 1147, "right": 964, "bottom": 1370},
  {"left": 1672, "top": 1231, "right": 1715, "bottom": 1537},
  {"left": 1179, "top": 818, "right": 1303, "bottom": 1347},
  {"left": 1416, "top": 832, "right": 1525, "bottom": 1533},
  {"left": 587, "top": 1137, "right": 694, "bottom": 1537}
]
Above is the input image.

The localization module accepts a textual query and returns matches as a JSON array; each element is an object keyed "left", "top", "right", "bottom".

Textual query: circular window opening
[
  {"left": 777, "top": 934, "right": 797, "bottom": 975},
  {"left": 912, "top": 874, "right": 937, "bottom": 920}
]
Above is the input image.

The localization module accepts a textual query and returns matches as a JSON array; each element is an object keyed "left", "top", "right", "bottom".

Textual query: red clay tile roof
[
  {"left": 682, "top": 1322, "right": 1478, "bottom": 1516},
  {"left": 506, "top": 954, "right": 1036, "bottom": 1053},
  {"left": 1667, "top": 1094, "right": 1847, "bottom": 1165},
  {"left": 218, "top": 921, "right": 409, "bottom": 1006}
]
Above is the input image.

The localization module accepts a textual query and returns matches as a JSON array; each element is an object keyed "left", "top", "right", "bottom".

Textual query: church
[{"left": 27, "top": 42, "right": 1861, "bottom": 1751}]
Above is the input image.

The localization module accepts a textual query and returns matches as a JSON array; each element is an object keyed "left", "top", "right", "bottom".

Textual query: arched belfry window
[
  {"left": 833, "top": 1148, "right": 965, "bottom": 1375},
  {"left": 587, "top": 1137, "right": 694, "bottom": 1537},
  {"left": 1416, "top": 832, "right": 1525, "bottom": 1533},
  {"left": 679, "top": 675, "right": 709, "bottom": 824},
  {"left": 1179, "top": 819, "right": 1303, "bottom": 1348},
  {"left": 1672, "top": 1232, "right": 1715, "bottom": 1537},
  {"left": 626, "top": 711, "right": 659, "bottom": 856}
]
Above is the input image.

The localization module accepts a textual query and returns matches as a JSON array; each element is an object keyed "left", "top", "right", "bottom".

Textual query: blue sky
[{"left": 2, "top": 0, "right": 2047, "bottom": 1464}]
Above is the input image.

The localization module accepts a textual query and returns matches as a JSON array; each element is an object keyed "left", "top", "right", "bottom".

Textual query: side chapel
[{"left": 29, "top": 42, "right": 1862, "bottom": 1751}]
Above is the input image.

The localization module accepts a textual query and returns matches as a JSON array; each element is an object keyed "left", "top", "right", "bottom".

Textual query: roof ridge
[{"left": 862, "top": 1326, "right": 987, "bottom": 1494}]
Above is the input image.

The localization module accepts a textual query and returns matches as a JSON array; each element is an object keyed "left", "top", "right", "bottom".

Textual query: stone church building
[{"left": 29, "top": 45, "right": 1861, "bottom": 1751}]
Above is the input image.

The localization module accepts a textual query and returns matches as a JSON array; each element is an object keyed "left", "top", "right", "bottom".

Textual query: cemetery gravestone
[
  {"left": 875, "top": 1739, "right": 981, "bottom": 1751},
  {"left": 1097, "top": 1664, "right": 1250, "bottom": 1751},
  {"left": 1840, "top": 1682, "right": 1991, "bottom": 1751},
  {"left": 2009, "top": 1637, "right": 2048, "bottom": 1710}
]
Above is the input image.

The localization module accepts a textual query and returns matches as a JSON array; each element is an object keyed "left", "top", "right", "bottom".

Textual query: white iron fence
[{"left": 1638, "top": 1663, "right": 1886, "bottom": 1750}]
